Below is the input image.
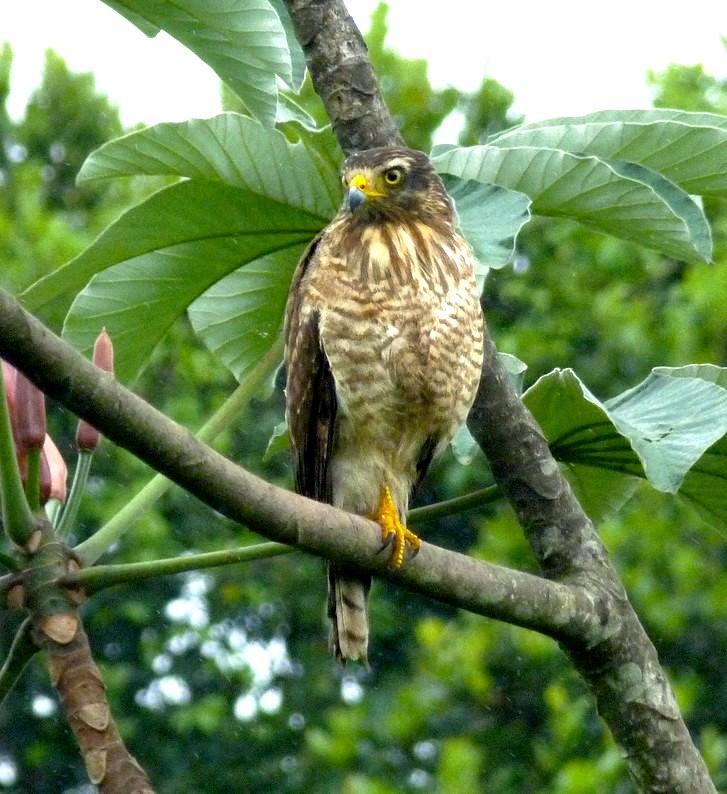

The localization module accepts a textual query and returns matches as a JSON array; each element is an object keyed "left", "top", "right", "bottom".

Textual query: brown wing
[{"left": 284, "top": 237, "right": 338, "bottom": 503}]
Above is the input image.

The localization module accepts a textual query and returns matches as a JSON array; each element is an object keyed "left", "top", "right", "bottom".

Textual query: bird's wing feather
[{"left": 284, "top": 236, "right": 338, "bottom": 503}]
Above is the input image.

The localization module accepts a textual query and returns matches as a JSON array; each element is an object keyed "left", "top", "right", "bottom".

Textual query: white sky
[{"left": 2, "top": 1, "right": 727, "bottom": 131}]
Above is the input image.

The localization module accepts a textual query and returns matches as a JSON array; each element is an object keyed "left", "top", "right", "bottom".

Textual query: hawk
[{"left": 284, "top": 146, "right": 484, "bottom": 663}]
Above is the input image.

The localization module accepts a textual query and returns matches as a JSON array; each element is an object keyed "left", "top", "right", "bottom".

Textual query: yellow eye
[{"left": 384, "top": 167, "right": 403, "bottom": 185}]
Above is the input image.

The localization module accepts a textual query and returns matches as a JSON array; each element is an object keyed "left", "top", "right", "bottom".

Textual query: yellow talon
[{"left": 370, "top": 485, "right": 421, "bottom": 569}]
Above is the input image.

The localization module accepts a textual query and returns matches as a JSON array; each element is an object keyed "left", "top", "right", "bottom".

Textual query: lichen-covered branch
[{"left": 283, "top": 0, "right": 403, "bottom": 153}]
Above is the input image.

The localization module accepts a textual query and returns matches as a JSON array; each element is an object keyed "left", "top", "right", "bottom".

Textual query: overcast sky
[{"left": 3, "top": 1, "right": 726, "bottom": 131}]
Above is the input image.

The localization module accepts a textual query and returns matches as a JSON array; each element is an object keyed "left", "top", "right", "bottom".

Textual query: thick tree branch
[
  {"left": 283, "top": 0, "right": 404, "bottom": 153},
  {"left": 280, "top": 1, "right": 716, "bottom": 790},
  {"left": 0, "top": 288, "right": 597, "bottom": 645}
]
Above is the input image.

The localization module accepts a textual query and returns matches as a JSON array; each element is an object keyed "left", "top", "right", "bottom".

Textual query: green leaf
[
  {"left": 25, "top": 118, "right": 339, "bottom": 316},
  {"left": 489, "top": 114, "right": 727, "bottom": 199},
  {"left": 78, "top": 113, "right": 341, "bottom": 219},
  {"left": 605, "top": 371, "right": 727, "bottom": 493},
  {"left": 268, "top": 0, "right": 306, "bottom": 90},
  {"left": 518, "top": 108, "right": 727, "bottom": 133},
  {"left": 605, "top": 160, "right": 711, "bottom": 262},
  {"left": 523, "top": 369, "right": 641, "bottom": 522},
  {"left": 653, "top": 363, "right": 727, "bottom": 389},
  {"left": 103, "top": 0, "right": 291, "bottom": 126},
  {"left": 263, "top": 420, "right": 290, "bottom": 462},
  {"left": 61, "top": 181, "right": 322, "bottom": 381},
  {"left": 524, "top": 367, "right": 727, "bottom": 528},
  {"left": 189, "top": 246, "right": 303, "bottom": 383},
  {"left": 679, "top": 435, "right": 727, "bottom": 531},
  {"left": 434, "top": 145, "right": 711, "bottom": 263},
  {"left": 630, "top": 365, "right": 727, "bottom": 529},
  {"left": 440, "top": 175, "right": 531, "bottom": 278}
]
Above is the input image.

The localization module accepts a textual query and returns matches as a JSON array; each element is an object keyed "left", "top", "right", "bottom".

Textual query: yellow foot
[{"left": 370, "top": 485, "right": 421, "bottom": 569}]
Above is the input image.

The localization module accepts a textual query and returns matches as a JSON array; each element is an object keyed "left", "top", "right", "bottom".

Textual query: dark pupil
[{"left": 386, "top": 169, "right": 401, "bottom": 183}]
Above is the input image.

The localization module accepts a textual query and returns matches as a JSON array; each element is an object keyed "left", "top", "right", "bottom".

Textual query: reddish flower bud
[
  {"left": 14, "top": 371, "right": 46, "bottom": 452},
  {"left": 2, "top": 360, "right": 17, "bottom": 422},
  {"left": 76, "top": 328, "right": 114, "bottom": 451},
  {"left": 42, "top": 435, "right": 68, "bottom": 503}
]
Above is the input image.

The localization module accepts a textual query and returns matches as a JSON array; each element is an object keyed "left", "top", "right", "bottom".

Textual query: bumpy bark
[
  {"left": 283, "top": 0, "right": 403, "bottom": 154},
  {"left": 20, "top": 521, "right": 156, "bottom": 793},
  {"left": 44, "top": 624, "right": 154, "bottom": 793}
]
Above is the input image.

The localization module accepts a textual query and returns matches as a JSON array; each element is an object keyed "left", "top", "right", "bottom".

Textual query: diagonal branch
[
  {"left": 281, "top": 1, "right": 716, "bottom": 791},
  {"left": 0, "top": 288, "right": 596, "bottom": 645}
]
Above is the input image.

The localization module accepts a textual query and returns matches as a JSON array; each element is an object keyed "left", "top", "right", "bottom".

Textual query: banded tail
[{"left": 327, "top": 564, "right": 371, "bottom": 664}]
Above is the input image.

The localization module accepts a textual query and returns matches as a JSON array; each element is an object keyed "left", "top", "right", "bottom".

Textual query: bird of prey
[{"left": 284, "top": 146, "right": 484, "bottom": 663}]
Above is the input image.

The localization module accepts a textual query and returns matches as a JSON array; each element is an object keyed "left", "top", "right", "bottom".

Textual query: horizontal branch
[{"left": 0, "top": 288, "right": 599, "bottom": 644}]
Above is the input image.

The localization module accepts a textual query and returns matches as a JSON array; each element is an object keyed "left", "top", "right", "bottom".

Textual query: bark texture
[
  {"left": 45, "top": 625, "right": 154, "bottom": 793},
  {"left": 283, "top": 0, "right": 403, "bottom": 153},
  {"left": 21, "top": 522, "right": 155, "bottom": 793}
]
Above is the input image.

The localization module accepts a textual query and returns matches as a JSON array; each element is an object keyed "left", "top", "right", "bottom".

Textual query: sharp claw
[
  {"left": 380, "top": 532, "right": 395, "bottom": 550},
  {"left": 371, "top": 485, "right": 421, "bottom": 569}
]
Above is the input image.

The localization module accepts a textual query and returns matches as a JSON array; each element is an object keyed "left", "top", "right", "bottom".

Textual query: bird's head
[{"left": 341, "top": 147, "right": 452, "bottom": 225}]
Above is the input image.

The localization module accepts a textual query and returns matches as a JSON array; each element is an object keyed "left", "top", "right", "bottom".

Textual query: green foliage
[
  {"left": 17, "top": 50, "right": 123, "bottom": 210},
  {"left": 366, "top": 4, "right": 459, "bottom": 152},
  {"left": 435, "top": 137, "right": 713, "bottom": 263},
  {"left": 2, "top": 7, "right": 727, "bottom": 793},
  {"left": 102, "top": 0, "right": 293, "bottom": 126}
]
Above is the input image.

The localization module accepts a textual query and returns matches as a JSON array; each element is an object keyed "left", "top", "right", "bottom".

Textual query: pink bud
[
  {"left": 2, "top": 360, "right": 17, "bottom": 421},
  {"left": 14, "top": 371, "right": 46, "bottom": 452},
  {"left": 76, "top": 328, "right": 114, "bottom": 451},
  {"left": 42, "top": 435, "right": 68, "bottom": 503}
]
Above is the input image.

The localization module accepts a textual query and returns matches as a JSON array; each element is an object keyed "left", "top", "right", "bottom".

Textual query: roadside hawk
[{"left": 284, "top": 146, "right": 484, "bottom": 663}]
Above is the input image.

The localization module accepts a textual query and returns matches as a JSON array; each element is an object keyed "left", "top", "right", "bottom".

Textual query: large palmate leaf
[
  {"left": 517, "top": 108, "right": 727, "bottom": 134},
  {"left": 268, "top": 0, "right": 307, "bottom": 90},
  {"left": 188, "top": 246, "right": 304, "bottom": 383},
  {"left": 22, "top": 116, "right": 340, "bottom": 315},
  {"left": 524, "top": 367, "right": 727, "bottom": 528},
  {"left": 61, "top": 181, "right": 322, "bottom": 381},
  {"left": 441, "top": 175, "right": 531, "bottom": 278},
  {"left": 77, "top": 113, "right": 342, "bottom": 218},
  {"left": 488, "top": 114, "right": 727, "bottom": 198},
  {"left": 434, "top": 145, "right": 711, "bottom": 263},
  {"left": 102, "top": 0, "right": 291, "bottom": 126}
]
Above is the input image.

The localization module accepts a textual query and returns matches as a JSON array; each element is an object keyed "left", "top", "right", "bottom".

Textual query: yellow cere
[{"left": 349, "top": 173, "right": 385, "bottom": 197}]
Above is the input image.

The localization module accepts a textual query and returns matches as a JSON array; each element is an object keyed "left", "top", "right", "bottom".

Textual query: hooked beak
[
  {"left": 346, "top": 173, "right": 383, "bottom": 213},
  {"left": 347, "top": 186, "right": 366, "bottom": 212}
]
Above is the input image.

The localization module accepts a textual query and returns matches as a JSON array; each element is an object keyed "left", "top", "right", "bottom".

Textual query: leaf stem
[
  {"left": 74, "top": 335, "right": 284, "bottom": 566},
  {"left": 69, "top": 542, "right": 293, "bottom": 592},
  {"left": 25, "top": 448, "right": 41, "bottom": 512},
  {"left": 0, "top": 618, "right": 37, "bottom": 707},
  {"left": 0, "top": 365, "right": 34, "bottom": 546},
  {"left": 55, "top": 450, "right": 94, "bottom": 538},
  {"left": 409, "top": 484, "right": 501, "bottom": 524}
]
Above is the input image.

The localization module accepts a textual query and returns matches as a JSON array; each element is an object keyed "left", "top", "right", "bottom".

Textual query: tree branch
[
  {"left": 280, "top": 1, "right": 716, "bottom": 790},
  {"left": 283, "top": 0, "right": 404, "bottom": 153},
  {"left": 0, "top": 288, "right": 596, "bottom": 645}
]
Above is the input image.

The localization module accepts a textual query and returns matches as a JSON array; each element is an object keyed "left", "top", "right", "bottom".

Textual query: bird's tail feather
[{"left": 327, "top": 563, "right": 371, "bottom": 664}]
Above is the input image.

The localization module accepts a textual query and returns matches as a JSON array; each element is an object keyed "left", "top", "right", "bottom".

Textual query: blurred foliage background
[{"left": 1, "top": 5, "right": 726, "bottom": 792}]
